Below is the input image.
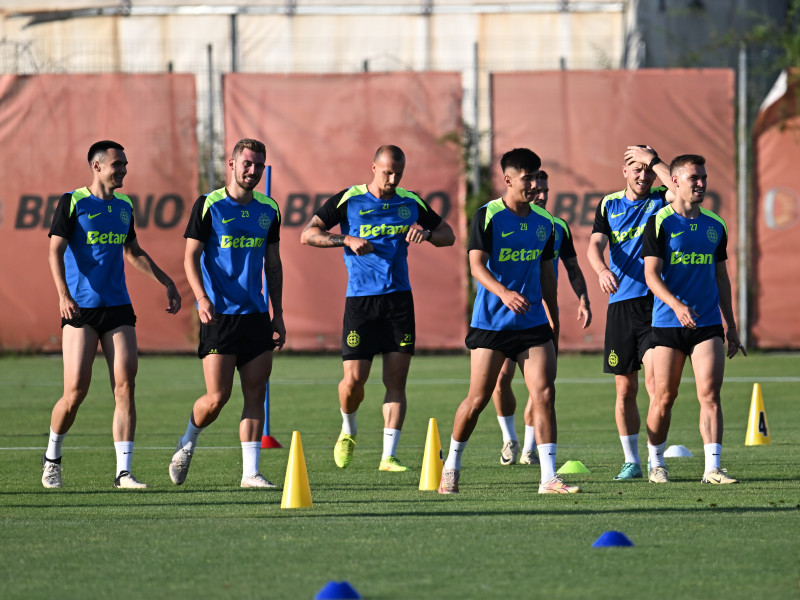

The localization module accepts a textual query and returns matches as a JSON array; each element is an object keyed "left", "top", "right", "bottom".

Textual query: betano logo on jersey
[
  {"left": 498, "top": 248, "right": 543, "bottom": 262},
  {"left": 670, "top": 251, "right": 713, "bottom": 265},
  {"left": 220, "top": 235, "right": 265, "bottom": 249},
  {"left": 87, "top": 231, "right": 127, "bottom": 245},
  {"left": 610, "top": 225, "right": 646, "bottom": 244},
  {"left": 359, "top": 223, "right": 411, "bottom": 238}
]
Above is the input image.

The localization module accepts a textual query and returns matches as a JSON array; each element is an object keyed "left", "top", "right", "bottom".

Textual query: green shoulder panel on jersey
[
  {"left": 531, "top": 204, "right": 555, "bottom": 236},
  {"left": 202, "top": 188, "right": 229, "bottom": 219},
  {"left": 69, "top": 187, "right": 92, "bottom": 217},
  {"left": 599, "top": 189, "right": 625, "bottom": 217},
  {"left": 396, "top": 188, "right": 428, "bottom": 211},
  {"left": 653, "top": 204, "right": 676, "bottom": 236},
  {"left": 253, "top": 191, "right": 281, "bottom": 222},
  {"left": 553, "top": 215, "right": 571, "bottom": 238},
  {"left": 338, "top": 184, "right": 368, "bottom": 208},
  {"left": 483, "top": 198, "right": 506, "bottom": 230},
  {"left": 699, "top": 207, "right": 727, "bottom": 234},
  {"left": 113, "top": 192, "right": 134, "bottom": 208}
]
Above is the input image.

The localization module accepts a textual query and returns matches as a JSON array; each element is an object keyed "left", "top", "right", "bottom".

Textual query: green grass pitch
[{"left": 1, "top": 352, "right": 798, "bottom": 599}]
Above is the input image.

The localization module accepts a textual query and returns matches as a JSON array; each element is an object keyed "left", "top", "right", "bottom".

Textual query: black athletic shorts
[
  {"left": 603, "top": 294, "right": 654, "bottom": 375},
  {"left": 198, "top": 312, "right": 276, "bottom": 367},
  {"left": 651, "top": 324, "right": 724, "bottom": 356},
  {"left": 61, "top": 304, "right": 136, "bottom": 336},
  {"left": 342, "top": 290, "right": 415, "bottom": 361},
  {"left": 465, "top": 324, "right": 553, "bottom": 360}
]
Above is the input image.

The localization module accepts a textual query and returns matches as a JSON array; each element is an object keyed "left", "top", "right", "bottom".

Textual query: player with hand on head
[
  {"left": 169, "top": 138, "right": 284, "bottom": 489},
  {"left": 586, "top": 145, "right": 672, "bottom": 482},
  {"left": 44, "top": 140, "right": 181, "bottom": 490}
]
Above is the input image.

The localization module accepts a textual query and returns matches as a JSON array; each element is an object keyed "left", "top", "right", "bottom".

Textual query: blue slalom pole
[{"left": 261, "top": 165, "right": 281, "bottom": 448}]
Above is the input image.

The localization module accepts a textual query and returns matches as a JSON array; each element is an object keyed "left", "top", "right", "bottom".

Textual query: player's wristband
[{"left": 648, "top": 155, "right": 662, "bottom": 170}]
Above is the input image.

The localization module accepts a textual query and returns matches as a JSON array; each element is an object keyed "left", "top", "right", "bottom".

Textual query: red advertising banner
[
  {"left": 223, "top": 72, "right": 468, "bottom": 351},
  {"left": 491, "top": 69, "right": 736, "bottom": 351},
  {"left": 751, "top": 70, "right": 800, "bottom": 348},
  {"left": 0, "top": 74, "right": 198, "bottom": 352}
]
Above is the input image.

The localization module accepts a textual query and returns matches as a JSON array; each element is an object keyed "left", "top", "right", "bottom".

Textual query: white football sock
[
  {"left": 444, "top": 437, "right": 467, "bottom": 470},
  {"left": 114, "top": 441, "right": 134, "bottom": 475},
  {"left": 241, "top": 441, "right": 261, "bottom": 478},
  {"left": 382, "top": 428, "right": 401, "bottom": 459},
  {"left": 496, "top": 415, "right": 517, "bottom": 442},
  {"left": 648, "top": 441, "right": 667, "bottom": 468},
  {"left": 704, "top": 443, "right": 722, "bottom": 472},
  {"left": 341, "top": 409, "right": 357, "bottom": 436},
  {"left": 46, "top": 428, "right": 66, "bottom": 461},
  {"left": 620, "top": 434, "right": 640, "bottom": 464},
  {"left": 522, "top": 425, "right": 537, "bottom": 453},
  {"left": 180, "top": 418, "right": 204, "bottom": 452},
  {"left": 538, "top": 443, "right": 557, "bottom": 482}
]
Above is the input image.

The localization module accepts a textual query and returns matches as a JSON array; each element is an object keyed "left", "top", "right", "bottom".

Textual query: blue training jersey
[
  {"left": 184, "top": 188, "right": 281, "bottom": 315},
  {"left": 48, "top": 187, "right": 136, "bottom": 308},
  {"left": 468, "top": 199, "right": 555, "bottom": 331},
  {"left": 592, "top": 187, "right": 668, "bottom": 303},
  {"left": 642, "top": 206, "right": 728, "bottom": 328},
  {"left": 314, "top": 185, "right": 443, "bottom": 297}
]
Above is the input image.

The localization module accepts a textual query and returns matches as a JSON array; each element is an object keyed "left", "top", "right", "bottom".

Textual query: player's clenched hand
[
  {"left": 598, "top": 268, "right": 619, "bottom": 294},
  {"left": 197, "top": 296, "right": 217, "bottom": 325},
  {"left": 272, "top": 314, "right": 286, "bottom": 350},
  {"left": 499, "top": 289, "right": 531, "bottom": 315},
  {"left": 346, "top": 236, "right": 374, "bottom": 256}
]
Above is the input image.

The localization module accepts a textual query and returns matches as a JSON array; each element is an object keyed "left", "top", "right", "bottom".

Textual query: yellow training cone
[
  {"left": 419, "top": 418, "right": 444, "bottom": 491},
  {"left": 745, "top": 383, "right": 771, "bottom": 446},
  {"left": 281, "top": 431, "right": 313, "bottom": 508}
]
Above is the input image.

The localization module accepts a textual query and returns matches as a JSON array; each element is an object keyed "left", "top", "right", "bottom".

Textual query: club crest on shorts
[
  {"left": 346, "top": 330, "right": 361, "bottom": 347},
  {"left": 608, "top": 349, "right": 619, "bottom": 367}
]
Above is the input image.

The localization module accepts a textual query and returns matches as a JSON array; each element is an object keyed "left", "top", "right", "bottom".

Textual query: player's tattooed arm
[
  {"left": 300, "top": 215, "right": 373, "bottom": 254},
  {"left": 301, "top": 215, "right": 344, "bottom": 247}
]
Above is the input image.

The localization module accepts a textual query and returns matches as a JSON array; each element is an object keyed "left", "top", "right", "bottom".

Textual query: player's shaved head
[{"left": 374, "top": 145, "right": 405, "bottom": 163}]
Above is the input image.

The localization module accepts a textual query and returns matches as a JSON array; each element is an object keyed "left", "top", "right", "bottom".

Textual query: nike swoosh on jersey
[
  {"left": 359, "top": 209, "right": 374, "bottom": 215},
  {"left": 88, "top": 213, "right": 102, "bottom": 219},
  {"left": 501, "top": 231, "right": 514, "bottom": 237},
  {"left": 671, "top": 231, "right": 685, "bottom": 238},
  {"left": 222, "top": 217, "right": 236, "bottom": 224},
  {"left": 610, "top": 212, "right": 625, "bottom": 218}
]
